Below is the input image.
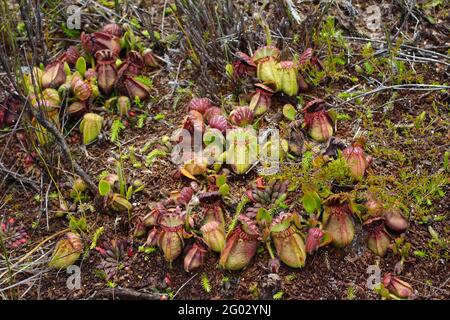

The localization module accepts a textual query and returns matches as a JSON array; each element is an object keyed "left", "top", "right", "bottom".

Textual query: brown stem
[
  {"left": 91, "top": 287, "right": 165, "bottom": 300},
  {"left": 0, "top": 160, "right": 40, "bottom": 191}
]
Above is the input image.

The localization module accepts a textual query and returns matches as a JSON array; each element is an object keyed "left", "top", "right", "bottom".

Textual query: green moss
[
  {"left": 314, "top": 152, "right": 353, "bottom": 186},
  {"left": 365, "top": 170, "right": 449, "bottom": 220},
  {"left": 273, "top": 151, "right": 354, "bottom": 206},
  {"left": 367, "top": 145, "right": 407, "bottom": 165}
]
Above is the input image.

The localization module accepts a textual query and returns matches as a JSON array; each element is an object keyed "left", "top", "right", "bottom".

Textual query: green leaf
[
  {"left": 64, "top": 62, "right": 71, "bottom": 76},
  {"left": 256, "top": 207, "right": 272, "bottom": 226},
  {"left": 134, "top": 96, "right": 143, "bottom": 108},
  {"left": 61, "top": 23, "right": 80, "bottom": 38},
  {"left": 422, "top": 0, "right": 443, "bottom": 9},
  {"left": 16, "top": 21, "right": 26, "bottom": 34},
  {"left": 216, "top": 174, "right": 227, "bottom": 187},
  {"left": 201, "top": 273, "right": 211, "bottom": 293},
  {"left": 327, "top": 109, "right": 338, "bottom": 123},
  {"left": 285, "top": 274, "right": 297, "bottom": 281},
  {"left": 301, "top": 151, "right": 314, "bottom": 172},
  {"left": 274, "top": 193, "right": 287, "bottom": 208},
  {"left": 302, "top": 190, "right": 321, "bottom": 214},
  {"left": 122, "top": 29, "right": 137, "bottom": 51},
  {"left": 354, "top": 65, "right": 363, "bottom": 74},
  {"left": 225, "top": 63, "right": 234, "bottom": 78},
  {"left": 69, "top": 216, "right": 87, "bottom": 233},
  {"left": 218, "top": 183, "right": 230, "bottom": 196},
  {"left": 129, "top": 17, "right": 141, "bottom": 29},
  {"left": 98, "top": 0, "right": 115, "bottom": 7},
  {"left": 110, "top": 119, "right": 125, "bottom": 143},
  {"left": 104, "top": 97, "right": 118, "bottom": 110},
  {"left": 414, "top": 111, "right": 426, "bottom": 128},
  {"left": 282, "top": 104, "right": 297, "bottom": 121},
  {"left": 164, "top": 3, "right": 177, "bottom": 15},
  {"left": 428, "top": 226, "right": 439, "bottom": 240},
  {"left": 76, "top": 57, "right": 86, "bottom": 76},
  {"left": 350, "top": 202, "right": 367, "bottom": 221},
  {"left": 126, "top": 186, "right": 134, "bottom": 200},
  {"left": 133, "top": 75, "right": 153, "bottom": 88},
  {"left": 98, "top": 179, "right": 111, "bottom": 196},
  {"left": 227, "top": 196, "right": 250, "bottom": 235},
  {"left": 136, "top": 114, "right": 147, "bottom": 128},
  {"left": 146, "top": 149, "right": 167, "bottom": 166},
  {"left": 270, "top": 217, "right": 290, "bottom": 233},
  {"left": 413, "top": 250, "right": 427, "bottom": 258},
  {"left": 161, "top": 33, "right": 178, "bottom": 45},
  {"left": 335, "top": 57, "right": 346, "bottom": 66},
  {"left": 335, "top": 112, "right": 352, "bottom": 121},
  {"left": 146, "top": 247, "right": 157, "bottom": 254},
  {"left": 273, "top": 291, "right": 284, "bottom": 300},
  {"left": 320, "top": 231, "right": 333, "bottom": 247},
  {"left": 363, "top": 61, "right": 374, "bottom": 75},
  {"left": 89, "top": 227, "right": 104, "bottom": 250},
  {"left": 444, "top": 151, "right": 449, "bottom": 172}
]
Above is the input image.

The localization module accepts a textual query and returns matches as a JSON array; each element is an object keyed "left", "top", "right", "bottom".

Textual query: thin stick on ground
[
  {"left": 335, "top": 84, "right": 450, "bottom": 107},
  {"left": 0, "top": 160, "right": 40, "bottom": 191},
  {"left": 0, "top": 228, "right": 69, "bottom": 282}
]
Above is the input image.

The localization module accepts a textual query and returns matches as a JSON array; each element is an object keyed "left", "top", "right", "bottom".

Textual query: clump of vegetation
[{"left": 95, "top": 238, "right": 133, "bottom": 280}]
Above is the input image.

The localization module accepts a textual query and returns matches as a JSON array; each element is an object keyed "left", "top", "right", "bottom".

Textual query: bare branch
[{"left": 0, "top": 160, "right": 39, "bottom": 192}]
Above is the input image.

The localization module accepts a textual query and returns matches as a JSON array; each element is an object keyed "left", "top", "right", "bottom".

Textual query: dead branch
[
  {"left": 0, "top": 160, "right": 40, "bottom": 192},
  {"left": 90, "top": 287, "right": 166, "bottom": 300},
  {"left": 335, "top": 83, "right": 450, "bottom": 107}
]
